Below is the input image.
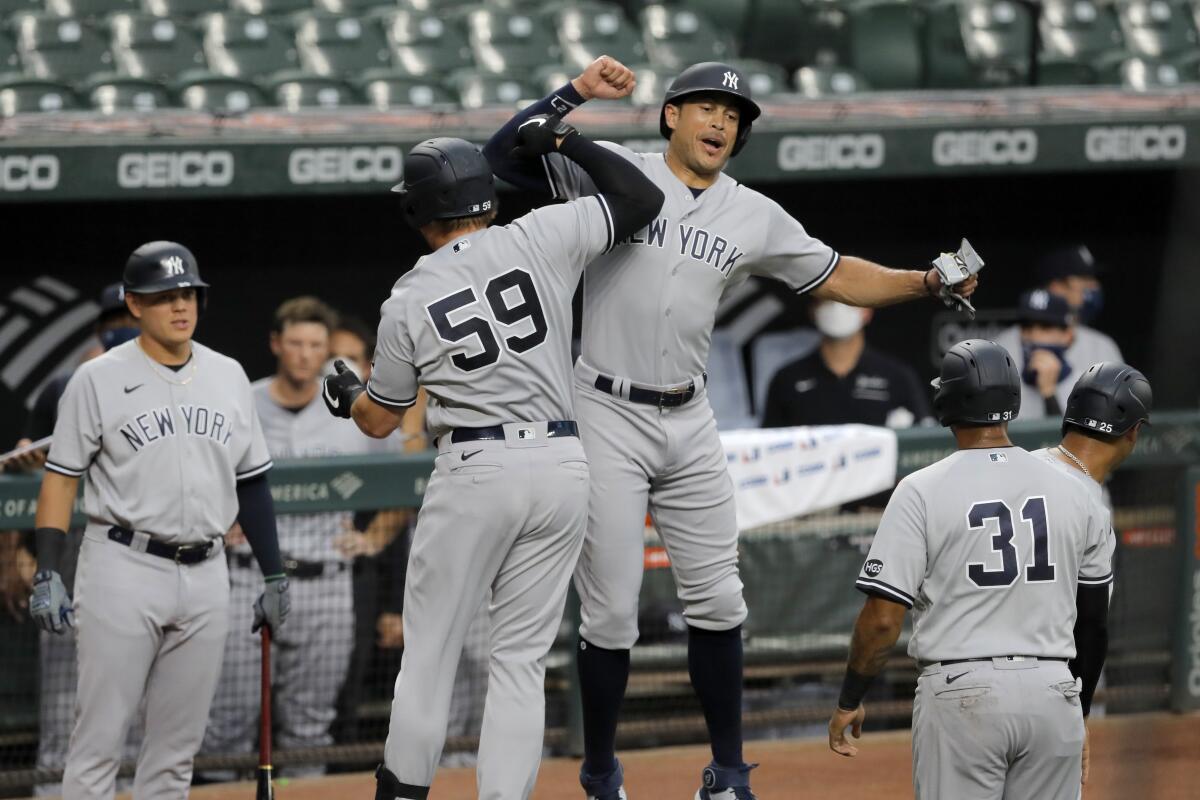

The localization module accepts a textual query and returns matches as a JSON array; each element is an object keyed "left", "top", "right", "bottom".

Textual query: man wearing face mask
[
  {"left": 995, "top": 245, "right": 1122, "bottom": 386},
  {"left": 1009, "top": 289, "right": 1079, "bottom": 419},
  {"left": 761, "top": 299, "right": 932, "bottom": 429}
]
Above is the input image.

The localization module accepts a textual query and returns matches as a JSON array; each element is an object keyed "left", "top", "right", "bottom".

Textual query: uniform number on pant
[
  {"left": 426, "top": 268, "right": 548, "bottom": 372},
  {"left": 966, "top": 497, "right": 1055, "bottom": 587}
]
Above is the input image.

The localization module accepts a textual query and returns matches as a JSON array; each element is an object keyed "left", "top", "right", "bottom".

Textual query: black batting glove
[
  {"left": 511, "top": 113, "right": 578, "bottom": 159},
  {"left": 323, "top": 359, "right": 365, "bottom": 419}
]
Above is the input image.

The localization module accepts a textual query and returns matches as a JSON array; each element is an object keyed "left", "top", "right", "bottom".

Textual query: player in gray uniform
[
  {"left": 828, "top": 340, "right": 1118, "bottom": 799},
  {"left": 202, "top": 297, "right": 367, "bottom": 776},
  {"left": 28, "top": 242, "right": 290, "bottom": 800},
  {"left": 484, "top": 57, "right": 981, "bottom": 800},
  {"left": 321, "top": 129, "right": 663, "bottom": 800}
]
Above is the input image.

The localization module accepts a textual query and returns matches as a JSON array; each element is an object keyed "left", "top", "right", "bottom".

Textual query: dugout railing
[{"left": 1, "top": 412, "right": 1198, "bottom": 792}]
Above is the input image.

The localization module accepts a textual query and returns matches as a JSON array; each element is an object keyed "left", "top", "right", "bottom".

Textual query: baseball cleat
[
  {"left": 693, "top": 762, "right": 757, "bottom": 800},
  {"left": 581, "top": 759, "right": 627, "bottom": 800}
]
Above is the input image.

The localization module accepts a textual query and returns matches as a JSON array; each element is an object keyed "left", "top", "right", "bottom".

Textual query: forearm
[
  {"left": 1070, "top": 585, "right": 1110, "bottom": 716},
  {"left": 483, "top": 82, "right": 586, "bottom": 191},
  {"left": 557, "top": 135, "right": 664, "bottom": 242},
  {"left": 351, "top": 393, "right": 405, "bottom": 439},
  {"left": 813, "top": 256, "right": 929, "bottom": 308},
  {"left": 235, "top": 475, "right": 284, "bottom": 577},
  {"left": 839, "top": 597, "right": 906, "bottom": 710},
  {"left": 399, "top": 389, "right": 427, "bottom": 453},
  {"left": 34, "top": 472, "right": 78, "bottom": 533}
]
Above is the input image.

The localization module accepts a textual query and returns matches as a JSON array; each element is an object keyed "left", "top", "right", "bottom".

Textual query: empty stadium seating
[
  {"left": 1039, "top": 0, "right": 1127, "bottom": 85},
  {"left": 0, "top": 30, "right": 21, "bottom": 75},
  {"left": 269, "top": 72, "right": 356, "bottom": 108},
  {"left": 638, "top": 4, "right": 735, "bottom": 71},
  {"left": 175, "top": 72, "right": 264, "bottom": 111},
  {"left": 357, "top": 71, "right": 453, "bottom": 108},
  {"left": 793, "top": 65, "right": 870, "bottom": 98},
  {"left": 13, "top": 13, "right": 115, "bottom": 82},
  {"left": 552, "top": 1, "right": 643, "bottom": 71},
  {"left": 848, "top": 1, "right": 924, "bottom": 90},
  {"left": 449, "top": 69, "right": 534, "bottom": 107},
  {"left": 382, "top": 10, "right": 473, "bottom": 76},
  {"left": 109, "top": 13, "right": 205, "bottom": 80},
  {"left": 0, "top": 75, "right": 77, "bottom": 112},
  {"left": 294, "top": 13, "right": 391, "bottom": 76},
  {"left": 199, "top": 12, "right": 298, "bottom": 79},
  {"left": 464, "top": 6, "right": 558, "bottom": 74},
  {"left": 45, "top": 0, "right": 137, "bottom": 20},
  {"left": 85, "top": 73, "right": 168, "bottom": 109},
  {"left": 140, "top": 0, "right": 222, "bottom": 17},
  {"left": 957, "top": 0, "right": 1035, "bottom": 85}
]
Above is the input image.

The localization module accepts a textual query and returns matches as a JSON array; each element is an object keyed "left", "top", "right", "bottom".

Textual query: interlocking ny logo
[
  {"left": 161, "top": 255, "right": 185, "bottom": 276},
  {"left": 722, "top": 71, "right": 739, "bottom": 90}
]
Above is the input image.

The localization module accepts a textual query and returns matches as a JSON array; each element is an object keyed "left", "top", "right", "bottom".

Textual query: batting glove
[
  {"left": 29, "top": 570, "right": 74, "bottom": 635},
  {"left": 323, "top": 359, "right": 364, "bottom": 419},
  {"left": 511, "top": 114, "right": 578, "bottom": 159},
  {"left": 928, "top": 238, "right": 985, "bottom": 319},
  {"left": 252, "top": 575, "right": 290, "bottom": 633}
]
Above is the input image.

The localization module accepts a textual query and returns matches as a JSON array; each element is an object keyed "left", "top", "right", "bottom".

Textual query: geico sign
[
  {"left": 1085, "top": 125, "right": 1186, "bottom": 163},
  {"left": 0, "top": 155, "right": 60, "bottom": 191},
  {"left": 117, "top": 151, "right": 234, "bottom": 189},
  {"left": 778, "top": 134, "right": 885, "bottom": 171},
  {"left": 288, "top": 146, "right": 403, "bottom": 185},
  {"left": 932, "top": 129, "right": 1038, "bottom": 166}
]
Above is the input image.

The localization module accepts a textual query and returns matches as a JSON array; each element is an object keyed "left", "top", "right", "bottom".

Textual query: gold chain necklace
[
  {"left": 1057, "top": 444, "right": 1091, "bottom": 479},
  {"left": 137, "top": 338, "right": 197, "bottom": 386}
]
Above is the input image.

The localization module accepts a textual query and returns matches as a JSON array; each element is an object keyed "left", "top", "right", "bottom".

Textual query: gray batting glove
[
  {"left": 29, "top": 570, "right": 74, "bottom": 635},
  {"left": 323, "top": 359, "right": 364, "bottom": 420},
  {"left": 252, "top": 575, "right": 290, "bottom": 633},
  {"left": 511, "top": 113, "right": 578, "bottom": 159}
]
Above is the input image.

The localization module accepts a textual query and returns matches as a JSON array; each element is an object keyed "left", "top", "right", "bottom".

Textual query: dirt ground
[{"left": 127, "top": 711, "right": 1196, "bottom": 799}]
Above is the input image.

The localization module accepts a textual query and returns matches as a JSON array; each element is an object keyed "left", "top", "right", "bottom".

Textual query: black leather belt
[
  {"left": 449, "top": 420, "right": 578, "bottom": 443},
  {"left": 232, "top": 552, "right": 347, "bottom": 579},
  {"left": 594, "top": 374, "right": 703, "bottom": 408},
  {"left": 108, "top": 526, "right": 213, "bottom": 565},
  {"left": 940, "top": 656, "right": 1069, "bottom": 666}
]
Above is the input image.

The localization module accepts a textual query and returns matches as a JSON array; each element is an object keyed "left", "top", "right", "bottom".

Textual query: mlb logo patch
[
  {"left": 517, "top": 427, "right": 535, "bottom": 439},
  {"left": 452, "top": 239, "right": 471, "bottom": 254},
  {"left": 990, "top": 452, "right": 1008, "bottom": 462},
  {"left": 988, "top": 412, "right": 1002, "bottom": 421},
  {"left": 1086, "top": 419, "right": 1098, "bottom": 428}
]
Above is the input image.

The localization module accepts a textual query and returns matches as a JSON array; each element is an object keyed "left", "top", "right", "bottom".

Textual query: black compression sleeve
[
  {"left": 557, "top": 135, "right": 665, "bottom": 244},
  {"left": 235, "top": 474, "right": 285, "bottom": 577},
  {"left": 34, "top": 527, "right": 66, "bottom": 574},
  {"left": 483, "top": 82, "right": 587, "bottom": 193},
  {"left": 1069, "top": 584, "right": 1109, "bottom": 716}
]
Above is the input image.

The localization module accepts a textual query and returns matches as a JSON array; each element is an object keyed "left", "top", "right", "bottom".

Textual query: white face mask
[{"left": 813, "top": 301, "right": 865, "bottom": 340}]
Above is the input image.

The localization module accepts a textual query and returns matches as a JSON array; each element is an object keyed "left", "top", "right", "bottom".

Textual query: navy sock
[
  {"left": 688, "top": 625, "right": 744, "bottom": 768},
  {"left": 577, "top": 638, "right": 630, "bottom": 776}
]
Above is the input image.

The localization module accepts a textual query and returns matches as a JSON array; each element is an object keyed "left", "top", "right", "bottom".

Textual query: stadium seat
[
  {"left": 174, "top": 72, "right": 264, "bottom": 111},
  {"left": 0, "top": 0, "right": 42, "bottom": 20},
  {"left": 199, "top": 12, "right": 298, "bottom": 79},
  {"left": 638, "top": 5, "right": 736, "bottom": 71},
  {"left": 0, "top": 76, "right": 77, "bottom": 113},
  {"left": 13, "top": 14, "right": 114, "bottom": 83},
  {"left": 84, "top": 74, "right": 169, "bottom": 110},
  {"left": 923, "top": 0, "right": 981, "bottom": 87},
  {"left": 382, "top": 10, "right": 473, "bottom": 76},
  {"left": 267, "top": 73, "right": 357, "bottom": 109},
  {"left": 741, "top": 0, "right": 810, "bottom": 71},
  {"left": 357, "top": 72, "right": 454, "bottom": 108},
  {"left": 793, "top": 65, "right": 870, "bottom": 97},
  {"left": 0, "top": 32, "right": 22, "bottom": 77},
  {"left": 109, "top": 13, "right": 206, "bottom": 80},
  {"left": 847, "top": 1, "right": 923, "bottom": 90},
  {"left": 956, "top": 0, "right": 1034, "bottom": 85},
  {"left": 294, "top": 13, "right": 391, "bottom": 77},
  {"left": 1116, "top": 0, "right": 1200, "bottom": 63},
  {"left": 530, "top": 61, "right": 571, "bottom": 93},
  {"left": 1121, "top": 54, "right": 1198, "bottom": 86},
  {"left": 1039, "top": 0, "right": 1127, "bottom": 85},
  {"left": 627, "top": 61, "right": 671, "bottom": 106},
  {"left": 44, "top": 0, "right": 137, "bottom": 19},
  {"left": 552, "top": 1, "right": 644, "bottom": 71},
  {"left": 449, "top": 69, "right": 535, "bottom": 107},
  {"left": 726, "top": 58, "right": 787, "bottom": 96},
  {"left": 313, "top": 0, "right": 395, "bottom": 15},
  {"left": 228, "top": 0, "right": 309, "bottom": 16},
  {"left": 140, "top": 0, "right": 223, "bottom": 16},
  {"left": 464, "top": 7, "right": 559, "bottom": 74}
]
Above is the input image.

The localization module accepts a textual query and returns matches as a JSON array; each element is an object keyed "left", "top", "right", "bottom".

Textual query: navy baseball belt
[
  {"left": 937, "top": 655, "right": 1069, "bottom": 667},
  {"left": 449, "top": 420, "right": 578, "bottom": 443},
  {"left": 231, "top": 552, "right": 347, "bottom": 579},
  {"left": 107, "top": 526, "right": 213, "bottom": 565},
  {"left": 593, "top": 374, "right": 703, "bottom": 408}
]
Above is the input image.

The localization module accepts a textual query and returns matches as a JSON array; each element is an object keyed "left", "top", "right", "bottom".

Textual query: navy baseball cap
[
  {"left": 1035, "top": 245, "right": 1100, "bottom": 285},
  {"left": 97, "top": 282, "right": 127, "bottom": 316},
  {"left": 1018, "top": 289, "right": 1074, "bottom": 327}
]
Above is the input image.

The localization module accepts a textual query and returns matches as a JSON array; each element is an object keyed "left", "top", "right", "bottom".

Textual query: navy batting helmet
[
  {"left": 659, "top": 62, "right": 762, "bottom": 157},
  {"left": 123, "top": 242, "right": 209, "bottom": 303},
  {"left": 1062, "top": 362, "right": 1152, "bottom": 437},
  {"left": 931, "top": 339, "right": 1021, "bottom": 427},
  {"left": 392, "top": 137, "right": 496, "bottom": 230}
]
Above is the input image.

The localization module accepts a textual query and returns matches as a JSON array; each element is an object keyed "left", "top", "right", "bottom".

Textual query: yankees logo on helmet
[{"left": 722, "top": 71, "right": 739, "bottom": 90}]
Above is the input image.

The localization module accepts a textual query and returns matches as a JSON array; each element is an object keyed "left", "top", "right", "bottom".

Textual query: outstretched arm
[{"left": 813, "top": 255, "right": 979, "bottom": 308}]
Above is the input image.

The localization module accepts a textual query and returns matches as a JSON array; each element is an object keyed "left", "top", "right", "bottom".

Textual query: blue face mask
[
  {"left": 1078, "top": 287, "right": 1104, "bottom": 324},
  {"left": 1021, "top": 342, "right": 1072, "bottom": 388},
  {"left": 99, "top": 327, "right": 139, "bottom": 351}
]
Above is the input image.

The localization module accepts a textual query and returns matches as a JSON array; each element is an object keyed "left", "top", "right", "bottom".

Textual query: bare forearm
[
  {"left": 34, "top": 473, "right": 79, "bottom": 531},
  {"left": 814, "top": 256, "right": 927, "bottom": 308},
  {"left": 351, "top": 393, "right": 405, "bottom": 439},
  {"left": 847, "top": 599, "right": 905, "bottom": 677}
]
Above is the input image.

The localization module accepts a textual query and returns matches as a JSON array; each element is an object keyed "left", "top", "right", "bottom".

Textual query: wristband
[
  {"left": 34, "top": 527, "right": 66, "bottom": 574},
  {"left": 837, "top": 667, "right": 875, "bottom": 711},
  {"left": 923, "top": 268, "right": 938, "bottom": 298}
]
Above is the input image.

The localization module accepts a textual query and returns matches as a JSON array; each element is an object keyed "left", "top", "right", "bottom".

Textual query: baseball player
[
  {"left": 484, "top": 57, "right": 980, "bottom": 800},
  {"left": 202, "top": 296, "right": 369, "bottom": 778},
  {"left": 28, "top": 241, "right": 290, "bottom": 799},
  {"left": 321, "top": 128, "right": 663, "bottom": 800},
  {"left": 828, "top": 339, "right": 1122, "bottom": 799}
]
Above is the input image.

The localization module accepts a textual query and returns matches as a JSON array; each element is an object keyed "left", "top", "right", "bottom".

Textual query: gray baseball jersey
[
  {"left": 46, "top": 339, "right": 272, "bottom": 544},
  {"left": 543, "top": 144, "right": 838, "bottom": 385},
  {"left": 994, "top": 325, "right": 1124, "bottom": 420},
  {"left": 856, "top": 446, "right": 1114, "bottom": 663},
  {"left": 366, "top": 196, "right": 614, "bottom": 437}
]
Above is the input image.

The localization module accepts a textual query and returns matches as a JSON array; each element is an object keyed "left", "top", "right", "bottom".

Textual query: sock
[
  {"left": 688, "top": 625, "right": 744, "bottom": 768},
  {"left": 577, "top": 638, "right": 630, "bottom": 776}
]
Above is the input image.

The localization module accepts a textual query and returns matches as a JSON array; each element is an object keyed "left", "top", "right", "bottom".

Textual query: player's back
[{"left": 884, "top": 446, "right": 1110, "bottom": 663}]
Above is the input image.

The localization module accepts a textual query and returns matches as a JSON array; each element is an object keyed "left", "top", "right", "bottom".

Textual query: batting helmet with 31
[
  {"left": 1062, "top": 362, "right": 1152, "bottom": 436},
  {"left": 931, "top": 339, "right": 1021, "bottom": 427},
  {"left": 392, "top": 137, "right": 496, "bottom": 229},
  {"left": 659, "top": 62, "right": 763, "bottom": 157}
]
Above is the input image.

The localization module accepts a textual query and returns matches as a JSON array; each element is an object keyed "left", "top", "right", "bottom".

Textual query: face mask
[
  {"left": 1020, "top": 342, "right": 1072, "bottom": 387},
  {"left": 1078, "top": 287, "right": 1104, "bottom": 324},
  {"left": 813, "top": 302, "right": 865, "bottom": 340},
  {"left": 99, "top": 327, "right": 139, "bottom": 351}
]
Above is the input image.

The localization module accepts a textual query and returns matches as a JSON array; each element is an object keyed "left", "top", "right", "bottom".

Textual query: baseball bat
[{"left": 256, "top": 626, "right": 274, "bottom": 800}]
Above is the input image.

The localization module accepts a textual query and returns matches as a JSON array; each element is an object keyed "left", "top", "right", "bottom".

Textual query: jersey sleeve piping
[
  {"left": 236, "top": 460, "right": 273, "bottom": 481},
  {"left": 793, "top": 250, "right": 841, "bottom": 295},
  {"left": 44, "top": 460, "right": 86, "bottom": 478},
  {"left": 366, "top": 383, "right": 419, "bottom": 410},
  {"left": 541, "top": 155, "right": 561, "bottom": 200},
  {"left": 1077, "top": 570, "right": 1114, "bottom": 586},
  {"left": 595, "top": 193, "right": 616, "bottom": 253},
  {"left": 855, "top": 576, "right": 915, "bottom": 608}
]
